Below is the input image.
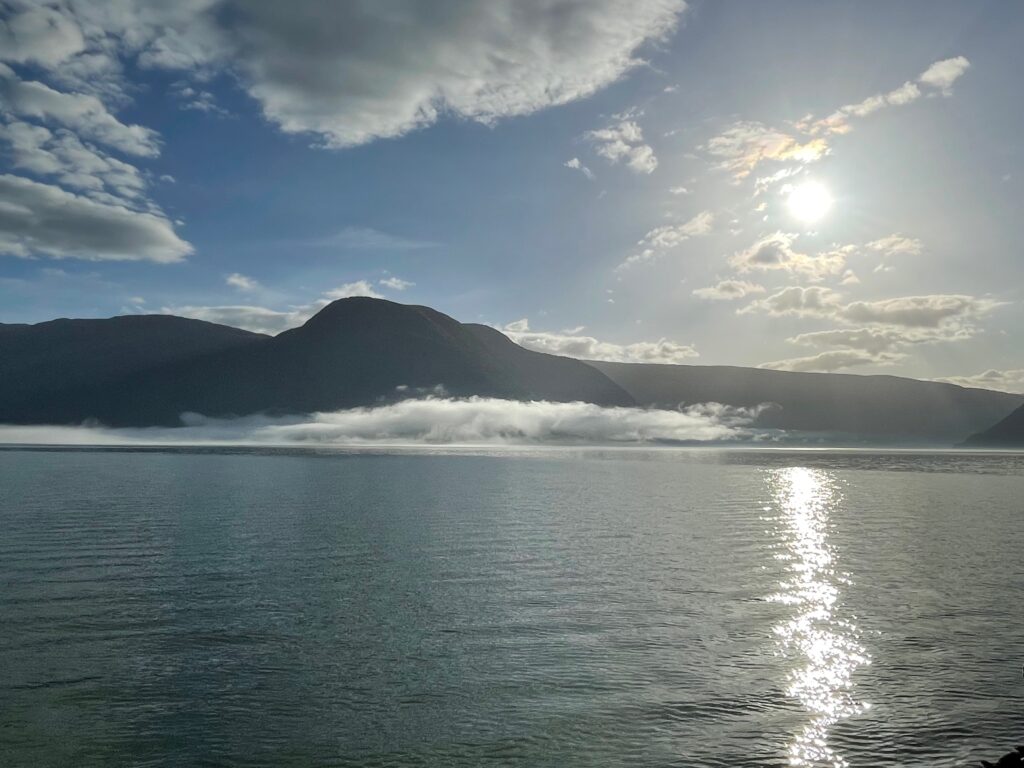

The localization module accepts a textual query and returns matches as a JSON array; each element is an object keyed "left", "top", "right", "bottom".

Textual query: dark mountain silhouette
[
  {"left": 1, "top": 297, "right": 1020, "bottom": 444},
  {"left": 588, "top": 361, "right": 1023, "bottom": 443},
  {"left": 963, "top": 403, "right": 1024, "bottom": 447},
  {"left": 0, "top": 298, "right": 634, "bottom": 426}
]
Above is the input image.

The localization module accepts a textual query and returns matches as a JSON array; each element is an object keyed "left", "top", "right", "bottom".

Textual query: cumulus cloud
[
  {"left": 936, "top": 369, "right": 1024, "bottom": 395},
  {"left": 728, "top": 232, "right": 846, "bottom": 280},
  {"left": 379, "top": 276, "right": 414, "bottom": 291},
  {"left": 841, "top": 295, "right": 1002, "bottom": 329},
  {"left": 692, "top": 279, "right": 766, "bottom": 301},
  {"left": 61, "top": 0, "right": 683, "bottom": 148},
  {"left": 564, "top": 157, "right": 595, "bottom": 180},
  {"left": 739, "top": 285, "right": 842, "bottom": 318},
  {"left": 0, "top": 4, "right": 86, "bottom": 67},
  {"left": 918, "top": 56, "right": 971, "bottom": 94},
  {"left": 226, "top": 272, "right": 258, "bottom": 291},
  {"left": 503, "top": 319, "right": 698, "bottom": 364},
  {"left": 586, "top": 115, "right": 659, "bottom": 173},
  {"left": 0, "top": 173, "right": 192, "bottom": 262},
  {"left": 618, "top": 210, "right": 713, "bottom": 270},
  {"left": 0, "top": 64, "right": 159, "bottom": 156},
  {"left": 0, "top": 397, "right": 762, "bottom": 447}
]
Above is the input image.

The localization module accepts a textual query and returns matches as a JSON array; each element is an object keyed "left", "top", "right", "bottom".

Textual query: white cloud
[
  {"left": 0, "top": 4, "right": 86, "bottom": 67},
  {"left": 0, "top": 120, "right": 148, "bottom": 204},
  {"left": 668, "top": 185, "right": 690, "bottom": 195},
  {"left": 692, "top": 279, "right": 765, "bottom": 301},
  {"left": 0, "top": 65, "right": 159, "bottom": 157},
  {"left": 226, "top": 272, "right": 259, "bottom": 291},
  {"left": 564, "top": 157, "right": 595, "bottom": 180},
  {"left": 729, "top": 232, "right": 846, "bottom": 280},
  {"left": 739, "top": 285, "right": 842, "bottom": 318},
  {"left": 936, "top": 369, "right": 1024, "bottom": 395},
  {"left": 379, "top": 276, "right": 414, "bottom": 291},
  {"left": 618, "top": 210, "right": 713, "bottom": 270},
  {"left": 165, "top": 304, "right": 311, "bottom": 335},
  {"left": 867, "top": 234, "right": 923, "bottom": 258},
  {"left": 841, "top": 295, "right": 1002, "bottom": 329},
  {"left": 504, "top": 319, "right": 698, "bottom": 364},
  {"left": 83, "top": 0, "right": 684, "bottom": 148},
  {"left": 918, "top": 56, "right": 971, "bottom": 94},
  {"left": 586, "top": 116, "right": 658, "bottom": 174},
  {"left": 758, "top": 349, "right": 900, "bottom": 373},
  {"left": 311, "top": 226, "right": 436, "bottom": 251},
  {"left": 706, "top": 56, "right": 969, "bottom": 183},
  {"left": 0, "top": 397, "right": 758, "bottom": 446},
  {"left": 0, "top": 173, "right": 192, "bottom": 262},
  {"left": 325, "top": 281, "right": 383, "bottom": 300}
]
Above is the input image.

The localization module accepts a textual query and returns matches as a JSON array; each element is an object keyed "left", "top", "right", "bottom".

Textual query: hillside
[
  {"left": 588, "top": 361, "right": 1024, "bottom": 443},
  {"left": 963, "top": 404, "right": 1024, "bottom": 447}
]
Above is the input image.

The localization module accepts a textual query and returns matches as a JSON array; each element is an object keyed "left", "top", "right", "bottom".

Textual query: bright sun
[{"left": 786, "top": 181, "right": 833, "bottom": 223}]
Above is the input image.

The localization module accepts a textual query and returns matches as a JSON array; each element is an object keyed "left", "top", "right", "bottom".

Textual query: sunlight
[{"left": 786, "top": 181, "right": 834, "bottom": 223}]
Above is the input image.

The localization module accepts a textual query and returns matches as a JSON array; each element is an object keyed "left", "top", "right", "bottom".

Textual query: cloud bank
[{"left": 0, "top": 397, "right": 760, "bottom": 447}]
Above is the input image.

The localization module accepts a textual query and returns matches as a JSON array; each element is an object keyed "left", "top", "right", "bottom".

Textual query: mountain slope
[
  {"left": 0, "top": 315, "right": 265, "bottom": 421},
  {"left": 588, "top": 361, "right": 1024, "bottom": 443},
  {"left": 1, "top": 298, "right": 634, "bottom": 426},
  {"left": 963, "top": 403, "right": 1024, "bottom": 446}
]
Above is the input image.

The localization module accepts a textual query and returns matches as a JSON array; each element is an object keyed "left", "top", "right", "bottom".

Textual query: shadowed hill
[
  {"left": 0, "top": 298, "right": 634, "bottom": 426},
  {"left": 963, "top": 403, "right": 1024, "bottom": 446},
  {"left": 588, "top": 361, "right": 1024, "bottom": 443}
]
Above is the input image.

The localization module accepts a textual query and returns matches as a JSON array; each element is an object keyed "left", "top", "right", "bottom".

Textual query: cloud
[
  {"left": 918, "top": 56, "right": 971, "bottom": 94},
  {"left": 841, "top": 295, "right": 1002, "bottom": 329},
  {"left": 504, "top": 319, "right": 698, "bottom": 364},
  {"left": 758, "top": 349, "right": 900, "bottom": 373},
  {"left": 586, "top": 116, "right": 659, "bottom": 174},
  {"left": 0, "top": 397, "right": 763, "bottom": 447},
  {"left": 936, "top": 369, "right": 1024, "bottom": 395},
  {"left": 564, "top": 157, "right": 595, "bottom": 180},
  {"left": 0, "top": 173, "right": 192, "bottom": 262},
  {"left": 0, "top": 120, "right": 148, "bottom": 204},
  {"left": 379, "top": 276, "right": 414, "bottom": 291},
  {"left": 0, "top": 64, "right": 159, "bottom": 157},
  {"left": 867, "top": 234, "right": 923, "bottom": 258},
  {"left": 324, "top": 281, "right": 383, "bottom": 300},
  {"left": 311, "top": 226, "right": 436, "bottom": 251},
  {"left": 226, "top": 272, "right": 259, "bottom": 291},
  {"left": 618, "top": 210, "right": 713, "bottom": 270},
  {"left": 728, "top": 232, "right": 846, "bottom": 280},
  {"left": 163, "top": 304, "right": 315, "bottom": 336},
  {"left": 669, "top": 185, "right": 690, "bottom": 195},
  {"left": 84, "top": 0, "right": 684, "bottom": 148},
  {"left": 703, "top": 121, "right": 829, "bottom": 180},
  {"left": 705, "top": 56, "right": 969, "bottom": 182},
  {"left": 0, "top": 5, "right": 86, "bottom": 67},
  {"left": 739, "top": 285, "right": 842, "bottom": 318},
  {"left": 692, "top": 279, "right": 765, "bottom": 301}
]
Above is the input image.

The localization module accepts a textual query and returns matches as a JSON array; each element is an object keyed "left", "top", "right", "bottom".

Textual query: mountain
[
  {"left": 963, "top": 403, "right": 1024, "bottom": 447},
  {"left": 0, "top": 298, "right": 634, "bottom": 426},
  {"left": 588, "top": 361, "right": 1024, "bottom": 443}
]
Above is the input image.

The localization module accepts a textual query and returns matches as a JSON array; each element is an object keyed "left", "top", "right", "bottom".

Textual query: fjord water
[{"left": 1, "top": 448, "right": 1022, "bottom": 767}]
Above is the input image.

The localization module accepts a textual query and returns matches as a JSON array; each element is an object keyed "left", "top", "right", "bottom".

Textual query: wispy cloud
[
  {"left": 564, "top": 157, "right": 595, "bottom": 180},
  {"left": 586, "top": 114, "right": 658, "bottom": 174},
  {"left": 310, "top": 227, "right": 437, "bottom": 251},
  {"left": 503, "top": 319, "right": 698, "bottom": 364},
  {"left": 618, "top": 211, "right": 713, "bottom": 270}
]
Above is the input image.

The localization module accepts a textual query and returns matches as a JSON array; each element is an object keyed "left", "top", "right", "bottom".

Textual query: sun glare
[{"left": 787, "top": 181, "right": 834, "bottom": 223}]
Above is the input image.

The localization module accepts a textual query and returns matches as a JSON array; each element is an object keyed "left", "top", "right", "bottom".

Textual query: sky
[{"left": 1, "top": 0, "right": 1022, "bottom": 392}]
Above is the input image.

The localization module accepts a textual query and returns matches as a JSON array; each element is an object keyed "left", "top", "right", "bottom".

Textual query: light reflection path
[{"left": 766, "top": 468, "right": 870, "bottom": 768}]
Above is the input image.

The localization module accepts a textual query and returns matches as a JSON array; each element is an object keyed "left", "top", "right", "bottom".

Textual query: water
[{"left": 1, "top": 447, "right": 1022, "bottom": 767}]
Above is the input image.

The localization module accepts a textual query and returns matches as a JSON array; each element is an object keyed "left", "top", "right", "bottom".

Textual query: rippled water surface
[{"left": 1, "top": 447, "right": 1022, "bottom": 767}]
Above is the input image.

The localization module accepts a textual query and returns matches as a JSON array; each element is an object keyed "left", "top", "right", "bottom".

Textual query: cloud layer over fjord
[{"left": 0, "top": 397, "right": 761, "bottom": 447}]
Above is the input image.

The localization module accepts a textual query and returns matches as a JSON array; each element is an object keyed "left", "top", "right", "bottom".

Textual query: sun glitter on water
[{"left": 786, "top": 181, "right": 834, "bottom": 223}]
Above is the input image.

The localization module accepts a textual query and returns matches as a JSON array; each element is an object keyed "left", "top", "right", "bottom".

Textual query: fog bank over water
[{"left": 0, "top": 397, "right": 764, "bottom": 447}]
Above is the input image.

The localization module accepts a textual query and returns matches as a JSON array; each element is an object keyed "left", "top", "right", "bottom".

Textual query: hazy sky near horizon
[{"left": 1, "top": 1, "right": 1022, "bottom": 390}]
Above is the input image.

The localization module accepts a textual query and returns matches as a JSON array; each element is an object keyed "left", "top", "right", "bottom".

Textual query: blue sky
[{"left": 1, "top": 0, "right": 1022, "bottom": 391}]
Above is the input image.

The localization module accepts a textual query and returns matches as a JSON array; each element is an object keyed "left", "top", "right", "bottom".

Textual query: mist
[{"left": 0, "top": 397, "right": 762, "bottom": 447}]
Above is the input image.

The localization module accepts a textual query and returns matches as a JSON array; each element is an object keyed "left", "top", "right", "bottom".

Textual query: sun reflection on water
[{"left": 766, "top": 467, "right": 870, "bottom": 768}]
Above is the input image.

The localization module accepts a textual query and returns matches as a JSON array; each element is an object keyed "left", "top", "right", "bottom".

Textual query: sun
[{"left": 786, "top": 181, "right": 833, "bottom": 224}]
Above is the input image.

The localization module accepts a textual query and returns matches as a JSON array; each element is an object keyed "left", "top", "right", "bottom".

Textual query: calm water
[{"left": 1, "top": 447, "right": 1022, "bottom": 767}]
